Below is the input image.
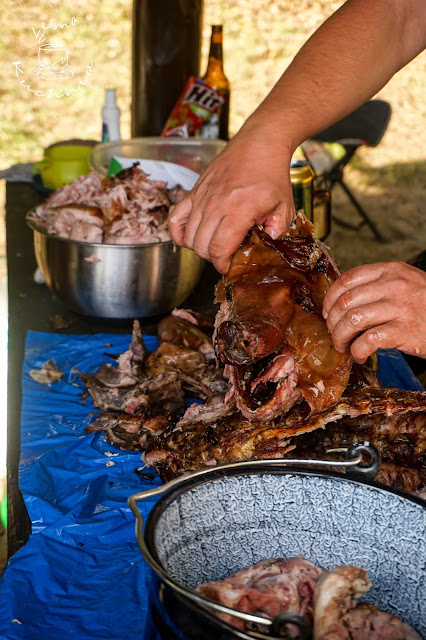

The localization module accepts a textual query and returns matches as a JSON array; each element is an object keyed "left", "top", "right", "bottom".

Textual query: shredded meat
[{"left": 29, "top": 164, "right": 188, "bottom": 244}]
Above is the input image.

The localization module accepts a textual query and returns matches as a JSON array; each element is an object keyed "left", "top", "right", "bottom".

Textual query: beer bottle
[{"left": 200, "top": 25, "right": 230, "bottom": 140}]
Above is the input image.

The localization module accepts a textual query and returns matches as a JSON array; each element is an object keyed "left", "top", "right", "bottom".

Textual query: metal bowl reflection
[{"left": 27, "top": 214, "right": 205, "bottom": 319}]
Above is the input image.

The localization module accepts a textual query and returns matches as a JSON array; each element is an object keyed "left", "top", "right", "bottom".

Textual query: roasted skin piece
[
  {"left": 158, "top": 314, "right": 215, "bottom": 361},
  {"left": 81, "top": 313, "right": 229, "bottom": 447},
  {"left": 215, "top": 214, "right": 352, "bottom": 420}
]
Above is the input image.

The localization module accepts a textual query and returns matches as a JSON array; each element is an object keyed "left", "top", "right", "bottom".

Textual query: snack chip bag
[{"left": 162, "top": 76, "right": 224, "bottom": 137}]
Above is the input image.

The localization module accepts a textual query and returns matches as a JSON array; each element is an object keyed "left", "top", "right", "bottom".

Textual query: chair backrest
[{"left": 311, "top": 99, "right": 392, "bottom": 147}]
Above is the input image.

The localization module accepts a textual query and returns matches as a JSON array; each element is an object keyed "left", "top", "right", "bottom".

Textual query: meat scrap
[
  {"left": 196, "top": 557, "right": 322, "bottom": 632},
  {"left": 80, "top": 313, "right": 229, "bottom": 447},
  {"left": 86, "top": 412, "right": 171, "bottom": 450},
  {"left": 313, "top": 565, "right": 421, "bottom": 640},
  {"left": 214, "top": 214, "right": 352, "bottom": 421},
  {"left": 29, "top": 164, "right": 187, "bottom": 245},
  {"left": 29, "top": 360, "right": 64, "bottom": 384},
  {"left": 197, "top": 560, "right": 421, "bottom": 639}
]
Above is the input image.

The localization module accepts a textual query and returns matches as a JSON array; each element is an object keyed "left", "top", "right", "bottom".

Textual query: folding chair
[{"left": 302, "top": 99, "right": 392, "bottom": 242}]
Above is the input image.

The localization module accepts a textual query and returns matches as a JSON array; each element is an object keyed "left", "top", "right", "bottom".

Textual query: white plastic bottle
[{"left": 101, "top": 89, "right": 121, "bottom": 142}]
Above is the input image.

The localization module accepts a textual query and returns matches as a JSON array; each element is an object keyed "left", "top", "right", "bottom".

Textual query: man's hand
[
  {"left": 323, "top": 261, "right": 426, "bottom": 363},
  {"left": 168, "top": 124, "right": 295, "bottom": 274}
]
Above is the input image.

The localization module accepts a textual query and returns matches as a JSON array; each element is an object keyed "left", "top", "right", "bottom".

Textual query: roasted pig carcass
[
  {"left": 144, "top": 385, "right": 426, "bottom": 487},
  {"left": 214, "top": 214, "right": 352, "bottom": 421},
  {"left": 313, "top": 565, "right": 421, "bottom": 640},
  {"left": 196, "top": 557, "right": 323, "bottom": 632}
]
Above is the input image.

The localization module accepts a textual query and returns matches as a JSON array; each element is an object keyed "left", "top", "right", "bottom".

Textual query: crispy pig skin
[
  {"left": 157, "top": 315, "right": 215, "bottom": 361},
  {"left": 144, "top": 385, "right": 426, "bottom": 486},
  {"left": 143, "top": 412, "right": 296, "bottom": 482},
  {"left": 215, "top": 215, "right": 352, "bottom": 420}
]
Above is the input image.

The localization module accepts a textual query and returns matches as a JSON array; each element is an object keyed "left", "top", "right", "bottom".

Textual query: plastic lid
[{"left": 105, "top": 89, "right": 117, "bottom": 106}]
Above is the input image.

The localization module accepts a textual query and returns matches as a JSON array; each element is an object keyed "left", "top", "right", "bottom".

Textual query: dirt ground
[{"left": 1, "top": 0, "right": 425, "bottom": 269}]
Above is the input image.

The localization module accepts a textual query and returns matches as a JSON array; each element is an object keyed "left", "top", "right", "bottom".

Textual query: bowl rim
[
  {"left": 26, "top": 208, "right": 182, "bottom": 250},
  {"left": 89, "top": 137, "right": 227, "bottom": 175}
]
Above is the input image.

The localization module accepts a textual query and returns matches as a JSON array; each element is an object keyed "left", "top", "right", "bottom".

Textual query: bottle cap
[{"left": 105, "top": 89, "right": 117, "bottom": 106}]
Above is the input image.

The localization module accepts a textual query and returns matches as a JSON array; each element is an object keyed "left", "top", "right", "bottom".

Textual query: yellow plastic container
[{"left": 33, "top": 145, "right": 93, "bottom": 190}]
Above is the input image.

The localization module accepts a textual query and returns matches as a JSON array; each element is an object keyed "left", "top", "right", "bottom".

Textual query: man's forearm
[{"left": 243, "top": 0, "right": 426, "bottom": 151}]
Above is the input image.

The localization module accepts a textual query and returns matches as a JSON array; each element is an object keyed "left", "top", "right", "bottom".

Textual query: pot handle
[
  {"left": 128, "top": 443, "right": 380, "bottom": 639},
  {"left": 129, "top": 442, "right": 380, "bottom": 507}
]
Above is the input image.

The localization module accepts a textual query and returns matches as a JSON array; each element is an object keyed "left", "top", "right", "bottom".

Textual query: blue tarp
[{"left": 0, "top": 332, "right": 422, "bottom": 639}]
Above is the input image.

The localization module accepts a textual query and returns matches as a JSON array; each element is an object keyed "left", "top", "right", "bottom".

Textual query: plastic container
[
  {"left": 102, "top": 89, "right": 121, "bottom": 142},
  {"left": 90, "top": 137, "right": 227, "bottom": 176},
  {"left": 33, "top": 144, "right": 93, "bottom": 190}
]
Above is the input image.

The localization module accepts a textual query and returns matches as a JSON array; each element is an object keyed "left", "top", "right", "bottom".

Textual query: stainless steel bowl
[{"left": 27, "top": 214, "right": 205, "bottom": 318}]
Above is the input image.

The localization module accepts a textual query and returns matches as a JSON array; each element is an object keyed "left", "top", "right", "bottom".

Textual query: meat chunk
[
  {"left": 158, "top": 315, "right": 215, "bottom": 362},
  {"left": 214, "top": 214, "right": 352, "bottom": 421},
  {"left": 196, "top": 557, "right": 322, "bottom": 632},
  {"left": 45, "top": 204, "right": 104, "bottom": 243},
  {"left": 313, "top": 565, "right": 421, "bottom": 640},
  {"left": 313, "top": 565, "right": 371, "bottom": 639}
]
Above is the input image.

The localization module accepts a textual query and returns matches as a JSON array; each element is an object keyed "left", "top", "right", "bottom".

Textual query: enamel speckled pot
[{"left": 129, "top": 447, "right": 425, "bottom": 639}]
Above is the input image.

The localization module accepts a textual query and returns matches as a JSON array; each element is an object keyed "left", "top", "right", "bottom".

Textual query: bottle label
[
  {"left": 162, "top": 77, "right": 225, "bottom": 137},
  {"left": 102, "top": 122, "right": 109, "bottom": 143}
]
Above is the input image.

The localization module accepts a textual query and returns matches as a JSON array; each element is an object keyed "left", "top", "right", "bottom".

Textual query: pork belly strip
[
  {"left": 196, "top": 557, "right": 322, "bottom": 632},
  {"left": 214, "top": 215, "right": 352, "bottom": 420}
]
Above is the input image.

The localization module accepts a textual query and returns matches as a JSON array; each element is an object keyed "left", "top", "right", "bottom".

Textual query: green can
[{"left": 290, "top": 158, "right": 314, "bottom": 221}]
